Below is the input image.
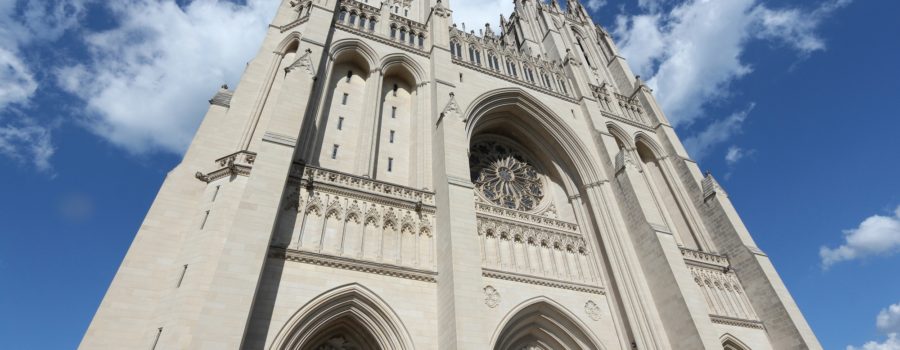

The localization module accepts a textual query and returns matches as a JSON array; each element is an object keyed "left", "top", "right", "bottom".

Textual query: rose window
[{"left": 470, "top": 140, "right": 545, "bottom": 211}]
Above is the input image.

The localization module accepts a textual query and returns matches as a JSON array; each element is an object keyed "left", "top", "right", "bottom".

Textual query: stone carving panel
[
  {"left": 682, "top": 249, "right": 760, "bottom": 324},
  {"left": 476, "top": 215, "right": 597, "bottom": 286},
  {"left": 278, "top": 165, "right": 436, "bottom": 273}
]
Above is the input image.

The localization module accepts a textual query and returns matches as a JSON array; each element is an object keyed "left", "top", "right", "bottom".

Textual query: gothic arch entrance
[
  {"left": 491, "top": 297, "right": 605, "bottom": 350},
  {"left": 270, "top": 284, "right": 414, "bottom": 350}
]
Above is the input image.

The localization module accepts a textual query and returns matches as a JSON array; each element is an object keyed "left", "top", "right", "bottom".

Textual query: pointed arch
[
  {"left": 721, "top": 333, "right": 751, "bottom": 350},
  {"left": 605, "top": 122, "right": 634, "bottom": 151},
  {"left": 275, "top": 31, "right": 303, "bottom": 55},
  {"left": 464, "top": 88, "right": 603, "bottom": 189},
  {"left": 490, "top": 297, "right": 605, "bottom": 350},
  {"left": 381, "top": 53, "right": 426, "bottom": 85},
  {"left": 269, "top": 283, "right": 415, "bottom": 350},
  {"left": 633, "top": 131, "right": 665, "bottom": 160},
  {"left": 329, "top": 38, "right": 379, "bottom": 73}
]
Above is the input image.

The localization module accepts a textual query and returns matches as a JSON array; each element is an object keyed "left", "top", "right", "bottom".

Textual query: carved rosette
[
  {"left": 585, "top": 300, "right": 601, "bottom": 321},
  {"left": 470, "top": 139, "right": 546, "bottom": 212},
  {"left": 484, "top": 285, "right": 500, "bottom": 308}
]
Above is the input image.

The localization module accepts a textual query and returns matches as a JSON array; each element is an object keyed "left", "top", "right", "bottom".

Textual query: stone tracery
[{"left": 470, "top": 139, "right": 546, "bottom": 212}]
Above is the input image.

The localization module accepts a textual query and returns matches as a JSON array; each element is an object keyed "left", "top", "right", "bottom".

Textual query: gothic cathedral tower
[{"left": 80, "top": 0, "right": 821, "bottom": 349}]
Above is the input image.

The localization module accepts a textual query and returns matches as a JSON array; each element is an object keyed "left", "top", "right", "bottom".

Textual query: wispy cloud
[
  {"left": 0, "top": 0, "right": 88, "bottom": 172},
  {"left": 0, "top": 119, "right": 55, "bottom": 173},
  {"left": 820, "top": 206, "right": 900, "bottom": 269},
  {"left": 682, "top": 104, "right": 753, "bottom": 161}
]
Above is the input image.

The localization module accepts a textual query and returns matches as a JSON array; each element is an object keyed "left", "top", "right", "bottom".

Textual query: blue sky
[{"left": 0, "top": 0, "right": 898, "bottom": 348}]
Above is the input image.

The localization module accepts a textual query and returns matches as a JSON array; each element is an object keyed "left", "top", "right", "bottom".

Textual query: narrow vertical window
[
  {"left": 331, "top": 144, "right": 339, "bottom": 159},
  {"left": 346, "top": 70, "right": 352, "bottom": 82},
  {"left": 387, "top": 157, "right": 393, "bottom": 172},
  {"left": 459, "top": 72, "right": 463, "bottom": 82},
  {"left": 392, "top": 84, "right": 398, "bottom": 97},
  {"left": 389, "top": 130, "right": 395, "bottom": 143},
  {"left": 369, "top": 18, "right": 376, "bottom": 31},
  {"left": 212, "top": 185, "right": 220, "bottom": 202},
  {"left": 390, "top": 25, "right": 396, "bottom": 38},
  {"left": 349, "top": 12, "right": 357, "bottom": 25},
  {"left": 359, "top": 16, "right": 366, "bottom": 28},
  {"left": 404, "top": 9, "right": 408, "bottom": 16},
  {"left": 151, "top": 327, "right": 163, "bottom": 350},
  {"left": 418, "top": 35, "right": 423, "bottom": 47},
  {"left": 342, "top": 93, "right": 348, "bottom": 105},
  {"left": 337, "top": 116, "right": 344, "bottom": 130},
  {"left": 200, "top": 210, "right": 210, "bottom": 230},
  {"left": 176, "top": 264, "right": 188, "bottom": 288},
  {"left": 338, "top": 9, "right": 346, "bottom": 22},
  {"left": 391, "top": 106, "right": 397, "bottom": 118}
]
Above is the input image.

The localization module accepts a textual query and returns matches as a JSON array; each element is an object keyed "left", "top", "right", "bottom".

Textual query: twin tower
[{"left": 80, "top": 0, "right": 821, "bottom": 349}]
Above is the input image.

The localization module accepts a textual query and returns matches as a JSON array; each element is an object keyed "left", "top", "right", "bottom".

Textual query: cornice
[
  {"left": 482, "top": 268, "right": 605, "bottom": 295},
  {"left": 272, "top": 247, "right": 437, "bottom": 282}
]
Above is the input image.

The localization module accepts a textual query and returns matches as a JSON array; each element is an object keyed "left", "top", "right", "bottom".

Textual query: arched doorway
[
  {"left": 491, "top": 297, "right": 605, "bottom": 350},
  {"left": 270, "top": 284, "right": 414, "bottom": 350}
]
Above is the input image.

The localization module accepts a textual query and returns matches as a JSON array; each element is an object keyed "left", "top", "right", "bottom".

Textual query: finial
[{"left": 220, "top": 84, "right": 229, "bottom": 90}]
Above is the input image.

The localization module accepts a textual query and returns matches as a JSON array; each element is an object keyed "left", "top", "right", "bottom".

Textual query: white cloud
[
  {"left": 682, "top": 104, "right": 753, "bottom": 161},
  {"left": 614, "top": 0, "right": 849, "bottom": 128},
  {"left": 584, "top": 0, "right": 607, "bottom": 11},
  {"left": 451, "top": 0, "right": 514, "bottom": 33},
  {"left": 0, "top": 121, "right": 55, "bottom": 172},
  {"left": 58, "top": 0, "right": 280, "bottom": 154},
  {"left": 879, "top": 303, "right": 900, "bottom": 334},
  {"left": 848, "top": 334, "right": 900, "bottom": 350},
  {"left": 820, "top": 206, "right": 900, "bottom": 268}
]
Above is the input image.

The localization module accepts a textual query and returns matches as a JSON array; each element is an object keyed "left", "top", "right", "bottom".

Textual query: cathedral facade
[{"left": 80, "top": 0, "right": 821, "bottom": 349}]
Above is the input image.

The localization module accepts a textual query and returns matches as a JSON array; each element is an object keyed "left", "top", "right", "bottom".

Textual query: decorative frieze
[
  {"left": 475, "top": 202, "right": 578, "bottom": 233},
  {"left": 710, "top": 315, "right": 765, "bottom": 330},
  {"left": 681, "top": 248, "right": 730, "bottom": 270},
  {"left": 290, "top": 164, "right": 435, "bottom": 209}
]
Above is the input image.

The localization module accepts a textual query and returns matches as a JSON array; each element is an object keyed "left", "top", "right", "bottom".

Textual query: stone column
[{"left": 607, "top": 144, "right": 721, "bottom": 349}]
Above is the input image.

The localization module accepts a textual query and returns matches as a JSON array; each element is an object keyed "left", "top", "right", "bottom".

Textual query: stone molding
[
  {"left": 272, "top": 247, "right": 437, "bottom": 282},
  {"left": 681, "top": 248, "right": 730, "bottom": 270},
  {"left": 263, "top": 131, "right": 298, "bottom": 147},
  {"left": 475, "top": 202, "right": 578, "bottom": 233},
  {"left": 290, "top": 164, "right": 436, "bottom": 210},
  {"left": 482, "top": 268, "right": 605, "bottom": 295},
  {"left": 208, "top": 85, "right": 233, "bottom": 108},
  {"left": 710, "top": 315, "right": 766, "bottom": 330},
  {"left": 195, "top": 150, "right": 256, "bottom": 183}
]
